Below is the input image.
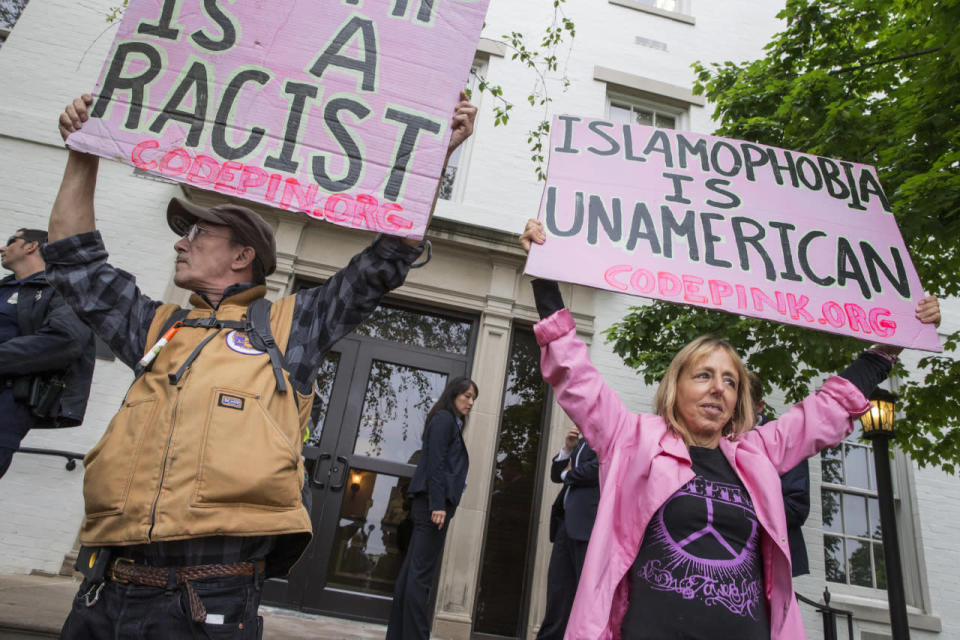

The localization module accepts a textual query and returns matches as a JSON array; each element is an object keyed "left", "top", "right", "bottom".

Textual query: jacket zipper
[{"left": 148, "top": 384, "right": 182, "bottom": 541}]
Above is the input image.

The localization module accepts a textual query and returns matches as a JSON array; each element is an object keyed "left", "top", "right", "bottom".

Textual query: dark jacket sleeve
[
  {"left": 42, "top": 231, "right": 161, "bottom": 369},
  {"left": 284, "top": 236, "right": 425, "bottom": 394},
  {"left": 550, "top": 455, "right": 568, "bottom": 484},
  {"left": 564, "top": 453, "right": 599, "bottom": 488},
  {"left": 780, "top": 459, "right": 811, "bottom": 528},
  {"left": 425, "top": 411, "right": 456, "bottom": 512},
  {"left": 0, "top": 291, "right": 91, "bottom": 376}
]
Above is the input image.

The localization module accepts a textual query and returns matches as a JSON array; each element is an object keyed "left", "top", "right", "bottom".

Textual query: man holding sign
[{"left": 48, "top": 91, "right": 474, "bottom": 638}]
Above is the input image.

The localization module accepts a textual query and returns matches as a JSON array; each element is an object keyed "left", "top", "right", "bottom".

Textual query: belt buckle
[{"left": 110, "top": 557, "right": 135, "bottom": 584}]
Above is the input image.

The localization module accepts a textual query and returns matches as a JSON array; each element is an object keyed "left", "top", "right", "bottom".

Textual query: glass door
[
  {"left": 263, "top": 301, "right": 475, "bottom": 622},
  {"left": 304, "top": 342, "right": 465, "bottom": 619}
]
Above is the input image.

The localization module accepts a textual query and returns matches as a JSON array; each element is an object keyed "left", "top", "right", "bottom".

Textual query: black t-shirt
[{"left": 621, "top": 446, "right": 770, "bottom": 640}]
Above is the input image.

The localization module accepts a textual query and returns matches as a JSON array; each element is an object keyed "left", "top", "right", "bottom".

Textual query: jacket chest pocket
[
  {"left": 83, "top": 398, "right": 158, "bottom": 518},
  {"left": 192, "top": 388, "right": 300, "bottom": 509}
]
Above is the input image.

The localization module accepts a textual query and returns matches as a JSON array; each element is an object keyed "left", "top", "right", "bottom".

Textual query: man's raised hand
[
  {"left": 446, "top": 91, "right": 477, "bottom": 156},
  {"left": 58, "top": 94, "right": 94, "bottom": 142}
]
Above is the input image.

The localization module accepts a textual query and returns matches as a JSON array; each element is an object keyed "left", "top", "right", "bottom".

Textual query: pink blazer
[{"left": 534, "top": 309, "right": 872, "bottom": 640}]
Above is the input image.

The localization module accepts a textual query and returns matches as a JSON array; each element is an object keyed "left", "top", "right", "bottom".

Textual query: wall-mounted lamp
[
  {"left": 860, "top": 388, "right": 897, "bottom": 440},
  {"left": 860, "top": 387, "right": 909, "bottom": 638}
]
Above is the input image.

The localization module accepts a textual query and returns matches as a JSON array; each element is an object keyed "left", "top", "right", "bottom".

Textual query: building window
[
  {"left": 608, "top": 0, "right": 694, "bottom": 24},
  {"left": 634, "top": 0, "right": 682, "bottom": 11},
  {"left": 820, "top": 419, "right": 887, "bottom": 589},
  {"left": 438, "top": 57, "right": 485, "bottom": 201},
  {"left": 474, "top": 326, "right": 549, "bottom": 637},
  {"left": 607, "top": 93, "right": 683, "bottom": 130},
  {"left": 0, "top": 0, "right": 29, "bottom": 47}
]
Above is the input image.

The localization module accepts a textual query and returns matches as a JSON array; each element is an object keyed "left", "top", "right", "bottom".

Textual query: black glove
[{"left": 532, "top": 279, "right": 565, "bottom": 319}]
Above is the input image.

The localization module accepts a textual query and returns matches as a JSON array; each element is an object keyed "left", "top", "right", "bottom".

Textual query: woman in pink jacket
[{"left": 520, "top": 220, "right": 940, "bottom": 640}]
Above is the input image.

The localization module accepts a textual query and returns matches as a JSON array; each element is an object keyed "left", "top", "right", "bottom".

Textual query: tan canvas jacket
[{"left": 79, "top": 286, "right": 313, "bottom": 574}]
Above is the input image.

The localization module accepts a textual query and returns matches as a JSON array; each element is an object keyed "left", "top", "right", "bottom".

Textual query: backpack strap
[
  {"left": 137, "top": 300, "right": 290, "bottom": 394},
  {"left": 134, "top": 308, "right": 190, "bottom": 380},
  {"left": 243, "top": 298, "right": 288, "bottom": 394},
  {"left": 160, "top": 308, "right": 191, "bottom": 336}
]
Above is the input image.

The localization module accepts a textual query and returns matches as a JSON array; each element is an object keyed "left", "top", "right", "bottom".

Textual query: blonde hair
[{"left": 654, "top": 336, "right": 755, "bottom": 446}]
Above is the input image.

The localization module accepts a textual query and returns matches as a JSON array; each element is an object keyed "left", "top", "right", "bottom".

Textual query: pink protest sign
[
  {"left": 525, "top": 115, "right": 942, "bottom": 351},
  {"left": 66, "top": 0, "right": 489, "bottom": 239}
]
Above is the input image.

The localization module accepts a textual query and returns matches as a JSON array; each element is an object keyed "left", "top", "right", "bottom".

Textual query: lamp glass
[{"left": 862, "top": 391, "right": 896, "bottom": 437}]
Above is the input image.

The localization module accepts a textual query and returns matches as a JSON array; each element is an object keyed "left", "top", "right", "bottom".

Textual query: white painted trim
[
  {"left": 827, "top": 592, "right": 942, "bottom": 633},
  {"left": 476, "top": 37, "right": 507, "bottom": 58},
  {"left": 594, "top": 65, "right": 706, "bottom": 108}
]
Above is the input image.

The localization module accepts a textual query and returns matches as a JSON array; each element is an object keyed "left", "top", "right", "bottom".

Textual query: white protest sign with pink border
[
  {"left": 525, "top": 115, "right": 942, "bottom": 351},
  {"left": 66, "top": 0, "right": 490, "bottom": 240}
]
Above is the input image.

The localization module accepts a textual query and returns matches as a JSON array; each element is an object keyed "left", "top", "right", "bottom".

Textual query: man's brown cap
[{"left": 166, "top": 198, "right": 276, "bottom": 277}]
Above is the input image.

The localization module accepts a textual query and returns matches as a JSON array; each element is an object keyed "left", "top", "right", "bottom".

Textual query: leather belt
[{"left": 108, "top": 558, "right": 263, "bottom": 623}]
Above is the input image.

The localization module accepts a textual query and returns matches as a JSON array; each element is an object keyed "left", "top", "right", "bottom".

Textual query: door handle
[
  {"left": 311, "top": 452, "right": 332, "bottom": 489},
  {"left": 329, "top": 456, "right": 350, "bottom": 491}
]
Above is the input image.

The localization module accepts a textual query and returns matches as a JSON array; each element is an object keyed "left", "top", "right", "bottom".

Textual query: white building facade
[{"left": 0, "top": 0, "right": 957, "bottom": 638}]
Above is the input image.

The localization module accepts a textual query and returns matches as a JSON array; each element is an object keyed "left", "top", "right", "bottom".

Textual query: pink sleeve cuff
[
  {"left": 819, "top": 375, "right": 873, "bottom": 416},
  {"left": 534, "top": 308, "right": 576, "bottom": 347}
]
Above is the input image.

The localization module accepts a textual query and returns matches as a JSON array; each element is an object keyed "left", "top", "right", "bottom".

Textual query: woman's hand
[
  {"left": 519, "top": 218, "right": 546, "bottom": 254},
  {"left": 871, "top": 296, "right": 941, "bottom": 358},
  {"left": 915, "top": 295, "right": 941, "bottom": 327},
  {"left": 431, "top": 510, "right": 446, "bottom": 530}
]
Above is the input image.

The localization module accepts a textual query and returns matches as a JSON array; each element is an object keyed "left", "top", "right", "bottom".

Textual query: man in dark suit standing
[
  {"left": 536, "top": 425, "right": 600, "bottom": 640},
  {"left": 748, "top": 372, "right": 810, "bottom": 576}
]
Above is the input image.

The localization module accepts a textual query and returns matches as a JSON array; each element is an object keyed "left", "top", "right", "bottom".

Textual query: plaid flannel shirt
[
  {"left": 42, "top": 230, "right": 425, "bottom": 565},
  {"left": 42, "top": 231, "right": 424, "bottom": 392}
]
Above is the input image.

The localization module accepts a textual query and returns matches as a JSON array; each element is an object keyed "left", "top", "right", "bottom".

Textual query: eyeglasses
[
  {"left": 182, "top": 224, "right": 233, "bottom": 244},
  {"left": 5, "top": 236, "right": 26, "bottom": 247}
]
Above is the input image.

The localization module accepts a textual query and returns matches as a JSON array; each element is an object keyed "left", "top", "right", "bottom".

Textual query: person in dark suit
[
  {"left": 748, "top": 372, "right": 810, "bottom": 576},
  {"left": 386, "top": 376, "right": 478, "bottom": 640},
  {"left": 536, "top": 425, "right": 600, "bottom": 640}
]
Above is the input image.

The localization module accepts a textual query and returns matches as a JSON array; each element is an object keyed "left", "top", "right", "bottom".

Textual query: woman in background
[{"left": 386, "top": 376, "right": 479, "bottom": 640}]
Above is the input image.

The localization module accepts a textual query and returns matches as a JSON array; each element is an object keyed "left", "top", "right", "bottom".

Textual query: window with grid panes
[
  {"left": 607, "top": 99, "right": 679, "bottom": 130},
  {"left": 820, "top": 417, "right": 887, "bottom": 590}
]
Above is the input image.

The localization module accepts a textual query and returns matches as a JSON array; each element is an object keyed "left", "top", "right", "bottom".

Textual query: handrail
[
  {"left": 797, "top": 587, "right": 854, "bottom": 640},
  {"left": 15, "top": 447, "right": 85, "bottom": 471}
]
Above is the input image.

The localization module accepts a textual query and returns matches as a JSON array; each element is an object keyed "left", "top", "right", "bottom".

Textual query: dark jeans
[
  {"left": 59, "top": 574, "right": 263, "bottom": 639},
  {"left": 536, "top": 520, "right": 589, "bottom": 640},
  {"left": 385, "top": 494, "right": 452, "bottom": 640}
]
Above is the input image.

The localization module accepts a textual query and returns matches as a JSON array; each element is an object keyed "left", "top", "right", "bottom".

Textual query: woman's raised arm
[{"left": 522, "top": 219, "right": 636, "bottom": 460}]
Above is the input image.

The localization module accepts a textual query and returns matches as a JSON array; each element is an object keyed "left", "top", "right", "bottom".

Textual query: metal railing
[
  {"left": 797, "top": 587, "right": 854, "bottom": 640},
  {"left": 14, "top": 447, "right": 85, "bottom": 471}
]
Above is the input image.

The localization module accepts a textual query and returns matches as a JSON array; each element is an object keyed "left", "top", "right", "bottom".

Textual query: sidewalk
[{"left": 0, "top": 573, "right": 387, "bottom": 639}]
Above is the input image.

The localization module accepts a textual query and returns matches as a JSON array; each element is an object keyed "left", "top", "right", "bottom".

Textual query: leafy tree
[{"left": 605, "top": 0, "right": 960, "bottom": 472}]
